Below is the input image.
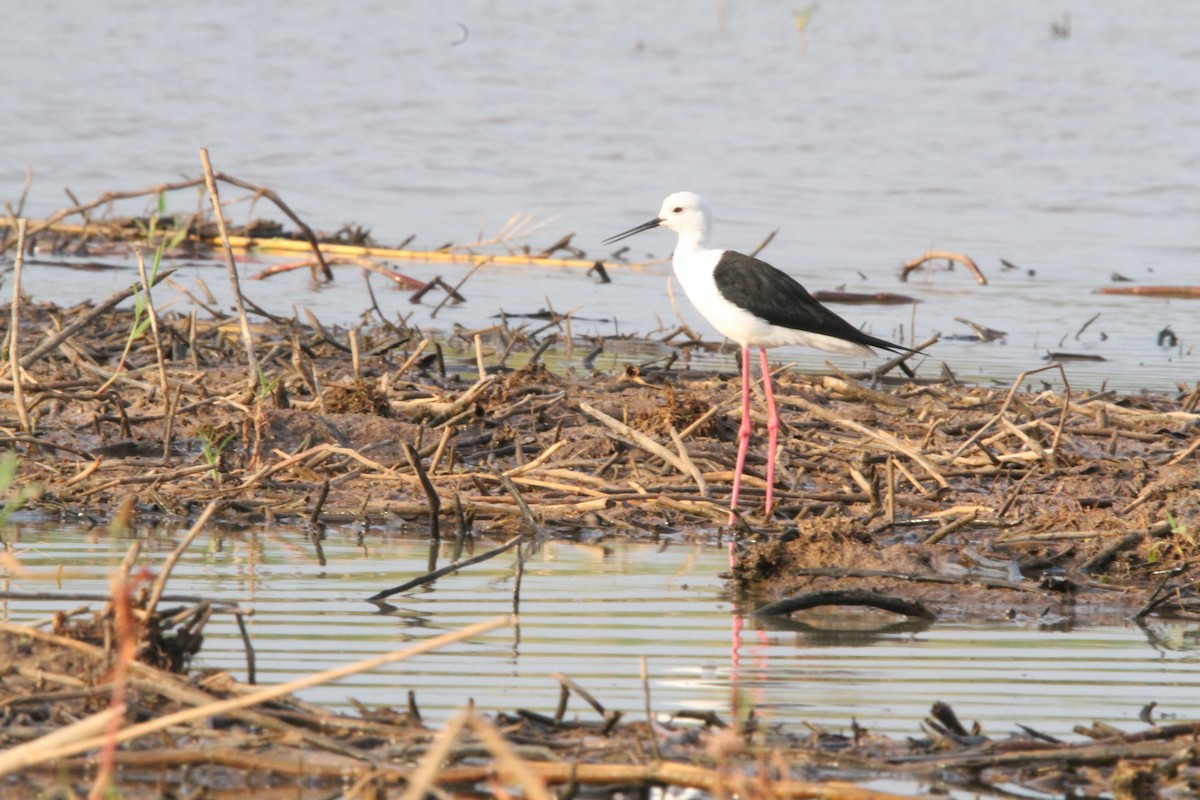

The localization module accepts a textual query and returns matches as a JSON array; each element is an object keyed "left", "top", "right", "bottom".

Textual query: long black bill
[{"left": 602, "top": 217, "right": 662, "bottom": 245}]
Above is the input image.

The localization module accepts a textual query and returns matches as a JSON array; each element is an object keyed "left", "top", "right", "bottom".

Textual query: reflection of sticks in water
[
  {"left": 365, "top": 535, "right": 521, "bottom": 602},
  {"left": 753, "top": 588, "right": 937, "bottom": 620}
]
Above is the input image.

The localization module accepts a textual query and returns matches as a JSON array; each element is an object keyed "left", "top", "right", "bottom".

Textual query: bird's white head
[
  {"left": 656, "top": 191, "right": 712, "bottom": 242},
  {"left": 603, "top": 191, "right": 713, "bottom": 250}
]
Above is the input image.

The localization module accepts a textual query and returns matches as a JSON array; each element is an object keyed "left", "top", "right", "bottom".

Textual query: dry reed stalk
[
  {"left": 503, "top": 439, "right": 570, "bottom": 477},
  {"left": 639, "top": 656, "right": 663, "bottom": 761},
  {"left": 822, "top": 371, "right": 909, "bottom": 408},
  {"left": 143, "top": 499, "right": 221, "bottom": 619},
  {"left": 395, "top": 335, "right": 433, "bottom": 377},
  {"left": 71, "top": 464, "right": 216, "bottom": 500},
  {"left": 450, "top": 762, "right": 916, "bottom": 799},
  {"left": 474, "top": 332, "right": 487, "bottom": 380},
  {"left": 1165, "top": 435, "right": 1200, "bottom": 466},
  {"left": 0, "top": 616, "right": 510, "bottom": 776},
  {"left": 199, "top": 147, "right": 260, "bottom": 392},
  {"left": 8, "top": 219, "right": 31, "bottom": 432},
  {"left": 427, "top": 374, "right": 497, "bottom": 426},
  {"left": 0, "top": 174, "right": 333, "bottom": 279},
  {"left": 923, "top": 509, "right": 978, "bottom": 545},
  {"left": 650, "top": 496, "right": 730, "bottom": 521},
  {"left": 308, "top": 479, "right": 331, "bottom": 524},
  {"left": 397, "top": 709, "right": 472, "bottom": 800},
  {"left": 782, "top": 395, "right": 949, "bottom": 489},
  {"left": 0, "top": 708, "right": 121, "bottom": 776},
  {"left": 236, "top": 443, "right": 399, "bottom": 491},
  {"left": 217, "top": 231, "right": 629, "bottom": 269},
  {"left": 579, "top": 402, "right": 701, "bottom": 490},
  {"left": 498, "top": 474, "right": 610, "bottom": 499},
  {"left": 527, "top": 466, "right": 618, "bottom": 489},
  {"left": 0, "top": 178, "right": 209, "bottom": 254},
  {"left": 500, "top": 474, "right": 542, "bottom": 533},
  {"left": 668, "top": 425, "right": 709, "bottom": 497},
  {"left": 431, "top": 256, "right": 492, "bottom": 319},
  {"left": 349, "top": 325, "right": 361, "bottom": 380},
  {"left": 428, "top": 424, "right": 455, "bottom": 473},
  {"left": 891, "top": 458, "right": 930, "bottom": 495},
  {"left": 551, "top": 673, "right": 610, "bottom": 720},
  {"left": 466, "top": 713, "right": 555, "bottom": 800},
  {"left": 61, "top": 743, "right": 1015, "bottom": 800},
  {"left": 885, "top": 457, "right": 897, "bottom": 527},
  {"left": 13, "top": 165, "right": 32, "bottom": 218},
  {"left": 205, "top": 172, "right": 332, "bottom": 281},
  {"left": 89, "top": 572, "right": 139, "bottom": 800},
  {"left": 62, "top": 459, "right": 103, "bottom": 489},
  {"left": 133, "top": 248, "right": 170, "bottom": 406},
  {"left": 161, "top": 382, "right": 183, "bottom": 464},
  {"left": 946, "top": 363, "right": 1070, "bottom": 466},
  {"left": 402, "top": 441, "right": 441, "bottom": 540}
]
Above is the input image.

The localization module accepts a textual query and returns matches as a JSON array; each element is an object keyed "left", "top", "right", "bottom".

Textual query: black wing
[{"left": 712, "top": 251, "right": 907, "bottom": 354}]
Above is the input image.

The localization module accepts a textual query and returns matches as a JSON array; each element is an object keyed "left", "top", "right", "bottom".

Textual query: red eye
[{"left": 672, "top": 206, "right": 683, "bottom": 213}]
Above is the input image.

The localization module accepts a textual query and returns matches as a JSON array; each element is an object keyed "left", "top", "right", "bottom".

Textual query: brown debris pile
[{"left": 2, "top": 281, "right": 1199, "bottom": 619}]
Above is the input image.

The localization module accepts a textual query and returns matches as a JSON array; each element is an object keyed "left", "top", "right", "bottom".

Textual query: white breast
[{"left": 672, "top": 248, "right": 761, "bottom": 346}]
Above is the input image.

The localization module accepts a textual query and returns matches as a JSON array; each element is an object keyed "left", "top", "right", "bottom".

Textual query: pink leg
[
  {"left": 759, "top": 348, "right": 779, "bottom": 516},
  {"left": 728, "top": 345, "right": 753, "bottom": 524}
]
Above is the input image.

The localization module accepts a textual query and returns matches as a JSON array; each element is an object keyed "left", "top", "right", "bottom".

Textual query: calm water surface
[
  {"left": 4, "top": 1, "right": 1200, "bottom": 390},
  {"left": 4, "top": 520, "right": 1198, "bottom": 739}
]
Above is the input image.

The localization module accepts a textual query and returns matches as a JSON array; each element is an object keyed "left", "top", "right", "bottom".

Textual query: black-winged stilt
[{"left": 605, "top": 191, "right": 911, "bottom": 522}]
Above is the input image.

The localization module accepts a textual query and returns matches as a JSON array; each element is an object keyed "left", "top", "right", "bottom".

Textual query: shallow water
[
  {"left": 4, "top": 1, "right": 1200, "bottom": 391},
  {"left": 4, "top": 520, "right": 1198, "bottom": 739}
]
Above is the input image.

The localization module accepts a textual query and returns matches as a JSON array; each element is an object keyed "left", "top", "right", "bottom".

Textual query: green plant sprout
[
  {"left": 0, "top": 451, "right": 41, "bottom": 528},
  {"left": 256, "top": 367, "right": 283, "bottom": 404},
  {"left": 200, "top": 429, "right": 235, "bottom": 481},
  {"left": 133, "top": 191, "right": 189, "bottom": 252},
  {"left": 97, "top": 194, "right": 188, "bottom": 394},
  {"left": 1147, "top": 512, "right": 1196, "bottom": 564}
]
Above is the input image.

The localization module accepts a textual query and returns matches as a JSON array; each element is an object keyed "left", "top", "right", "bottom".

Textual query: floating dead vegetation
[
  {"left": 0, "top": 165, "right": 630, "bottom": 287},
  {"left": 1097, "top": 286, "right": 1200, "bottom": 299},
  {"left": 900, "top": 250, "right": 988, "bottom": 286}
]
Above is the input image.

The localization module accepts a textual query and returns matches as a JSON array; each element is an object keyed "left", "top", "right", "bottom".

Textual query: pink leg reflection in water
[{"left": 728, "top": 599, "right": 771, "bottom": 719}]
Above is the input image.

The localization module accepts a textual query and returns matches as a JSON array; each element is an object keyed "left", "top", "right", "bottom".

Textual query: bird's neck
[{"left": 672, "top": 229, "right": 708, "bottom": 262}]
